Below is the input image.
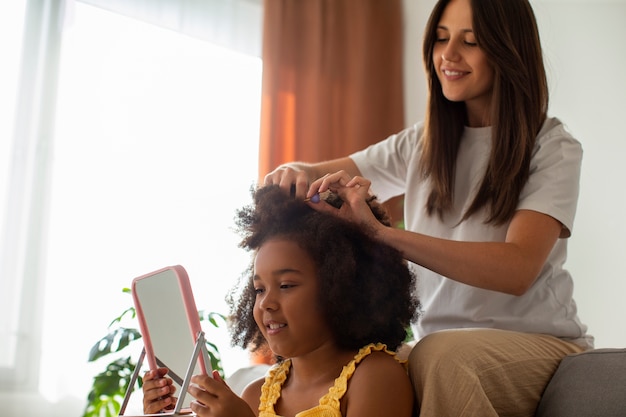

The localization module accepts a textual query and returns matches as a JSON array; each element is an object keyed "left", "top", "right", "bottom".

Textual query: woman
[{"left": 264, "top": 0, "right": 592, "bottom": 415}]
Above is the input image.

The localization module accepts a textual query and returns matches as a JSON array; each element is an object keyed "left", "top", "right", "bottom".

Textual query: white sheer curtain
[
  {"left": 0, "top": 0, "right": 263, "bottom": 415},
  {"left": 0, "top": 0, "right": 64, "bottom": 392},
  {"left": 0, "top": 0, "right": 26, "bottom": 389}
]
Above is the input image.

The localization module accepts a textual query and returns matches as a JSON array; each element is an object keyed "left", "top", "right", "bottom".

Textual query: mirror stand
[{"left": 119, "top": 331, "right": 212, "bottom": 417}]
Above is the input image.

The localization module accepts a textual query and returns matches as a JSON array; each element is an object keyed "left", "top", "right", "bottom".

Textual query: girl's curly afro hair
[{"left": 227, "top": 184, "right": 420, "bottom": 353}]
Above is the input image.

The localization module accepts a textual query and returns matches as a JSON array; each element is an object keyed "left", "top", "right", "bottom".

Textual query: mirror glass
[{"left": 132, "top": 265, "right": 208, "bottom": 411}]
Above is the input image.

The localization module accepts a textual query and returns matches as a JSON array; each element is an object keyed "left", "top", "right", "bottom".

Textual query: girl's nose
[{"left": 259, "top": 289, "right": 278, "bottom": 310}]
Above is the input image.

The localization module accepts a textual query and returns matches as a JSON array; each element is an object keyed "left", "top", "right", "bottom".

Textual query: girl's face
[
  {"left": 252, "top": 238, "right": 334, "bottom": 358},
  {"left": 432, "top": 0, "right": 494, "bottom": 126}
]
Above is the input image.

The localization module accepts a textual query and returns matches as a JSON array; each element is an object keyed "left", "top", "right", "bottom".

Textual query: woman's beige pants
[{"left": 408, "top": 328, "right": 585, "bottom": 417}]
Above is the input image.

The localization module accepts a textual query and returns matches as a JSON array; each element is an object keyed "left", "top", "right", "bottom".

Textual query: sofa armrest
[{"left": 535, "top": 348, "right": 626, "bottom": 417}]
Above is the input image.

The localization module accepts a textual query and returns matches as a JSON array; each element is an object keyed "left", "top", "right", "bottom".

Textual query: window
[{"left": 2, "top": 1, "right": 262, "bottom": 401}]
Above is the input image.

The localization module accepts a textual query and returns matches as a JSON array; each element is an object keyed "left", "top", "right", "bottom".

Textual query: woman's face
[{"left": 432, "top": 0, "right": 494, "bottom": 126}]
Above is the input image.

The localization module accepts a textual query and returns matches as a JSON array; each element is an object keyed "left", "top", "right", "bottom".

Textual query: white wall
[
  {"left": 403, "top": 0, "right": 626, "bottom": 349},
  {"left": 538, "top": 1, "right": 626, "bottom": 349}
]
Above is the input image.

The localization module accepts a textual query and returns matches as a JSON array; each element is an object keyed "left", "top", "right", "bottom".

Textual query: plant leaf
[{"left": 88, "top": 328, "right": 142, "bottom": 362}]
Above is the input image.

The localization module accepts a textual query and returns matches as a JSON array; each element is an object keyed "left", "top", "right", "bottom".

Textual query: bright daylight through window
[{"left": 31, "top": 2, "right": 259, "bottom": 401}]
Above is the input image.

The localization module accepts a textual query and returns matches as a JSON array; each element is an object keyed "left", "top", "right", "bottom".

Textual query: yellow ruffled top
[{"left": 258, "top": 343, "right": 402, "bottom": 417}]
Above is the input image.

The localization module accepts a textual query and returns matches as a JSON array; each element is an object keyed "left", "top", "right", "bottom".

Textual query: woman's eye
[
  {"left": 436, "top": 37, "right": 448, "bottom": 43},
  {"left": 464, "top": 41, "right": 477, "bottom": 46}
]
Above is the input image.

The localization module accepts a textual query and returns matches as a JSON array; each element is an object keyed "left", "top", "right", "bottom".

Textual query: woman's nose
[{"left": 441, "top": 41, "right": 460, "bottom": 62}]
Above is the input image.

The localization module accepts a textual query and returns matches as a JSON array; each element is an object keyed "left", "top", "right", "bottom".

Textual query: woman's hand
[
  {"left": 263, "top": 157, "right": 362, "bottom": 201},
  {"left": 142, "top": 367, "right": 177, "bottom": 414},
  {"left": 188, "top": 370, "right": 257, "bottom": 417},
  {"left": 308, "top": 171, "right": 384, "bottom": 233},
  {"left": 263, "top": 165, "right": 311, "bottom": 199}
]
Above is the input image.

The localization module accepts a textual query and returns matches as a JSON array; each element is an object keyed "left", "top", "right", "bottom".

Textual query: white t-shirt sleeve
[
  {"left": 517, "top": 119, "right": 583, "bottom": 237},
  {"left": 350, "top": 122, "right": 423, "bottom": 202}
]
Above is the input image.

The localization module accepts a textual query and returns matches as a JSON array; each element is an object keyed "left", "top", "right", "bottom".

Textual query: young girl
[
  {"left": 264, "top": 0, "right": 592, "bottom": 415},
  {"left": 142, "top": 184, "right": 419, "bottom": 416}
]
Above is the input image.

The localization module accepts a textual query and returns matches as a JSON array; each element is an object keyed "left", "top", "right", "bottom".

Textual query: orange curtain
[{"left": 258, "top": 0, "right": 405, "bottom": 178}]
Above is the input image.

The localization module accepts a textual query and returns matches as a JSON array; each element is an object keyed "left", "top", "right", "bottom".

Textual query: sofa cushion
[{"left": 535, "top": 348, "right": 626, "bottom": 417}]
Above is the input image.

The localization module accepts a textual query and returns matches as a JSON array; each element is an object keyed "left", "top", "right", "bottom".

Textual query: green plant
[{"left": 83, "top": 288, "right": 225, "bottom": 417}]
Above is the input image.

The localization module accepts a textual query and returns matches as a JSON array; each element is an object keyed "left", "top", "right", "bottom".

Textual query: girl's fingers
[
  {"left": 142, "top": 368, "right": 177, "bottom": 414},
  {"left": 145, "top": 395, "right": 175, "bottom": 414},
  {"left": 212, "top": 369, "right": 228, "bottom": 385}
]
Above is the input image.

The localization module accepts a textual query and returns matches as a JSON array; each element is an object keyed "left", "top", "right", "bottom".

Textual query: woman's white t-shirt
[{"left": 350, "top": 117, "right": 593, "bottom": 349}]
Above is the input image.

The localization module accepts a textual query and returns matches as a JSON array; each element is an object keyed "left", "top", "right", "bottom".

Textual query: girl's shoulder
[
  {"left": 353, "top": 349, "right": 408, "bottom": 379},
  {"left": 241, "top": 376, "right": 265, "bottom": 415},
  {"left": 348, "top": 344, "right": 411, "bottom": 392},
  {"left": 349, "top": 343, "right": 407, "bottom": 374},
  {"left": 343, "top": 350, "right": 413, "bottom": 416}
]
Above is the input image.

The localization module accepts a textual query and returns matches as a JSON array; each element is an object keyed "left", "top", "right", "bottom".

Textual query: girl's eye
[
  {"left": 280, "top": 283, "right": 296, "bottom": 290},
  {"left": 465, "top": 41, "right": 477, "bottom": 46},
  {"left": 254, "top": 287, "right": 264, "bottom": 295}
]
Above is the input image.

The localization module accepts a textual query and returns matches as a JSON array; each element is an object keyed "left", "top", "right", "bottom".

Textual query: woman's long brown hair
[{"left": 420, "top": 0, "right": 548, "bottom": 225}]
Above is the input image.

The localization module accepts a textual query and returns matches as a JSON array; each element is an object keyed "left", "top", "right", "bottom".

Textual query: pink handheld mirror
[{"left": 126, "top": 265, "right": 212, "bottom": 416}]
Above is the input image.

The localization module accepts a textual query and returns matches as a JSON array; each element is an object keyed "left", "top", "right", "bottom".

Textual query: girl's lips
[{"left": 265, "top": 321, "right": 286, "bottom": 335}]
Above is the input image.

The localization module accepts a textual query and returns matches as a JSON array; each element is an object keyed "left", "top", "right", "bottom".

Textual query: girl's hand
[
  {"left": 142, "top": 367, "right": 177, "bottom": 414},
  {"left": 188, "top": 370, "right": 256, "bottom": 417},
  {"left": 308, "top": 171, "right": 382, "bottom": 232}
]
